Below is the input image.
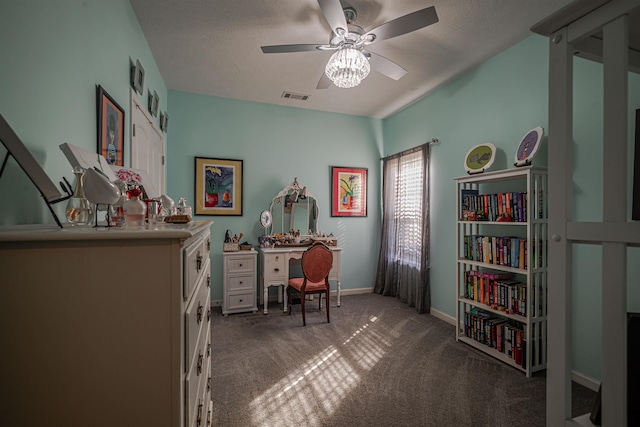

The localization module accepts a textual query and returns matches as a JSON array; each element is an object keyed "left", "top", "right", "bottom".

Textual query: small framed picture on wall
[{"left": 96, "top": 85, "right": 124, "bottom": 166}]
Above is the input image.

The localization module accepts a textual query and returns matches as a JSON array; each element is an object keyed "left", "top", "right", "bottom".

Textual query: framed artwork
[
  {"left": 160, "top": 111, "right": 169, "bottom": 132},
  {"left": 331, "top": 166, "right": 367, "bottom": 217},
  {"left": 97, "top": 85, "right": 124, "bottom": 166},
  {"left": 131, "top": 59, "right": 144, "bottom": 95},
  {"left": 194, "top": 157, "right": 243, "bottom": 216},
  {"left": 464, "top": 143, "right": 495, "bottom": 175},
  {"left": 514, "top": 126, "right": 544, "bottom": 167},
  {"left": 149, "top": 90, "right": 159, "bottom": 117}
]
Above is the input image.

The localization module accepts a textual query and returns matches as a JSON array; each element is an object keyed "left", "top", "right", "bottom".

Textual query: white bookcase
[{"left": 455, "top": 166, "right": 548, "bottom": 377}]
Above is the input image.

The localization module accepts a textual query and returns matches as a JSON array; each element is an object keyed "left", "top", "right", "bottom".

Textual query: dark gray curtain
[{"left": 374, "top": 144, "right": 430, "bottom": 313}]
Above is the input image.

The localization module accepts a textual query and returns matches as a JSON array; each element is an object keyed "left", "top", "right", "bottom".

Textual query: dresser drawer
[
  {"left": 185, "top": 333, "right": 208, "bottom": 427},
  {"left": 185, "top": 272, "right": 209, "bottom": 369},
  {"left": 227, "top": 291, "right": 255, "bottom": 311},
  {"left": 263, "top": 253, "right": 286, "bottom": 279},
  {"left": 225, "top": 255, "right": 255, "bottom": 274},
  {"left": 228, "top": 274, "right": 254, "bottom": 292},
  {"left": 184, "top": 233, "right": 211, "bottom": 300},
  {"left": 205, "top": 333, "right": 212, "bottom": 395}
]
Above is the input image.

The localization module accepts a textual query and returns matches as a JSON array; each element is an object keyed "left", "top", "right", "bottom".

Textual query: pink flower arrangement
[{"left": 115, "top": 168, "right": 142, "bottom": 184}]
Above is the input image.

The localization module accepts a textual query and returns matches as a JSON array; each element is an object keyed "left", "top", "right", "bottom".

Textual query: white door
[{"left": 130, "top": 89, "right": 165, "bottom": 197}]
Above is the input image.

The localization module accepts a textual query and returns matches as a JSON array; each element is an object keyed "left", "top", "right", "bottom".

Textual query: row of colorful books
[
  {"left": 464, "top": 271, "right": 528, "bottom": 316},
  {"left": 460, "top": 190, "right": 528, "bottom": 222},
  {"left": 463, "top": 308, "right": 526, "bottom": 367},
  {"left": 463, "top": 235, "right": 527, "bottom": 269}
]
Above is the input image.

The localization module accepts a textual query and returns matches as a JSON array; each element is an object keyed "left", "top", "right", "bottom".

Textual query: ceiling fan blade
[
  {"left": 367, "top": 52, "right": 407, "bottom": 80},
  {"left": 317, "top": 0, "right": 348, "bottom": 36},
  {"left": 261, "top": 44, "right": 327, "bottom": 54},
  {"left": 364, "top": 6, "right": 438, "bottom": 44},
  {"left": 316, "top": 72, "right": 331, "bottom": 89}
]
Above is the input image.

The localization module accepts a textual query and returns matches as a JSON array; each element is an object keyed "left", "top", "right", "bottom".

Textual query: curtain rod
[{"left": 380, "top": 138, "right": 439, "bottom": 161}]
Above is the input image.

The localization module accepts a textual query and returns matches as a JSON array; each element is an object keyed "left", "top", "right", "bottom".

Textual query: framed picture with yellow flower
[
  {"left": 331, "top": 166, "right": 367, "bottom": 217},
  {"left": 194, "top": 156, "right": 243, "bottom": 216}
]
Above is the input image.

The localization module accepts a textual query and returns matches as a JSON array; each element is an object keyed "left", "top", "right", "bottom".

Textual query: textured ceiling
[{"left": 130, "top": 0, "right": 576, "bottom": 119}]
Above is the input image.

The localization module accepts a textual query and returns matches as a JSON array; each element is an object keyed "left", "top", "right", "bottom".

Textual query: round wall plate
[
  {"left": 514, "top": 126, "right": 543, "bottom": 166},
  {"left": 259, "top": 209, "right": 272, "bottom": 229},
  {"left": 464, "top": 143, "right": 496, "bottom": 174}
]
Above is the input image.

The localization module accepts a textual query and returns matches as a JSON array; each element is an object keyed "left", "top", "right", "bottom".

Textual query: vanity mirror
[{"left": 268, "top": 177, "right": 318, "bottom": 236}]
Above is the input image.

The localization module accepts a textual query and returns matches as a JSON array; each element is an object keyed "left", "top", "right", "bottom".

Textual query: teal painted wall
[
  {"left": 383, "top": 35, "right": 551, "bottom": 327},
  {"left": 167, "top": 91, "right": 382, "bottom": 300},
  {"left": 0, "top": 0, "right": 166, "bottom": 224},
  {"left": 383, "top": 34, "right": 640, "bottom": 380}
]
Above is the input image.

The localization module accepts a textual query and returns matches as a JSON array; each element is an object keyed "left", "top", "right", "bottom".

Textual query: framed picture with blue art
[{"left": 194, "top": 156, "right": 243, "bottom": 216}]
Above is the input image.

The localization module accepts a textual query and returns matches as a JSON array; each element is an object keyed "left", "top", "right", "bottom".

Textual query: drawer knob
[
  {"left": 207, "top": 375, "right": 212, "bottom": 392},
  {"left": 197, "top": 351, "right": 203, "bottom": 375},
  {"left": 207, "top": 239, "right": 211, "bottom": 251},
  {"left": 196, "top": 251, "right": 203, "bottom": 271},
  {"left": 207, "top": 407, "right": 212, "bottom": 426},
  {"left": 239, "top": 263, "right": 243, "bottom": 267},
  {"left": 197, "top": 303, "right": 203, "bottom": 324},
  {"left": 207, "top": 343, "right": 211, "bottom": 357},
  {"left": 197, "top": 401, "right": 203, "bottom": 426},
  {"left": 207, "top": 275, "right": 211, "bottom": 288},
  {"left": 207, "top": 308, "right": 211, "bottom": 322},
  {"left": 274, "top": 268, "right": 279, "bottom": 272}
]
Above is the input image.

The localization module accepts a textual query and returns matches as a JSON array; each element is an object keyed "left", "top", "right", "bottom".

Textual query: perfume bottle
[
  {"left": 123, "top": 186, "right": 146, "bottom": 227},
  {"left": 65, "top": 166, "right": 93, "bottom": 226},
  {"left": 175, "top": 197, "right": 193, "bottom": 218}
]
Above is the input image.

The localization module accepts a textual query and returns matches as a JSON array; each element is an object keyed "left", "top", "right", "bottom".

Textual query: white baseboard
[
  {"left": 262, "top": 286, "right": 374, "bottom": 302},
  {"left": 331, "top": 287, "right": 374, "bottom": 296},
  {"left": 571, "top": 371, "right": 600, "bottom": 391},
  {"left": 430, "top": 307, "right": 456, "bottom": 325}
]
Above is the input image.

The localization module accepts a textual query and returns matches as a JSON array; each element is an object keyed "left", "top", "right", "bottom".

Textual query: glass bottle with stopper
[
  {"left": 65, "top": 166, "right": 93, "bottom": 226},
  {"left": 123, "top": 186, "right": 146, "bottom": 227},
  {"left": 175, "top": 197, "right": 193, "bottom": 219}
]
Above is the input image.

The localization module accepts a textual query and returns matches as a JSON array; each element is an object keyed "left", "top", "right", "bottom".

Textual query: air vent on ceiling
[{"left": 281, "top": 91, "right": 310, "bottom": 101}]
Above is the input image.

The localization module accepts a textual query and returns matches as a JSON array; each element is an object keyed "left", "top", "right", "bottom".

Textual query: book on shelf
[
  {"left": 463, "top": 235, "right": 527, "bottom": 268},
  {"left": 463, "top": 307, "right": 527, "bottom": 367},
  {"left": 460, "top": 189, "right": 479, "bottom": 220},
  {"left": 460, "top": 190, "right": 529, "bottom": 222}
]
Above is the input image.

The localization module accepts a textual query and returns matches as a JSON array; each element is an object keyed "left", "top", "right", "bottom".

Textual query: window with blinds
[{"left": 386, "top": 150, "right": 425, "bottom": 268}]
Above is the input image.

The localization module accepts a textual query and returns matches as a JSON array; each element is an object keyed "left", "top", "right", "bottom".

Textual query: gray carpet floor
[{"left": 210, "top": 293, "right": 595, "bottom": 427}]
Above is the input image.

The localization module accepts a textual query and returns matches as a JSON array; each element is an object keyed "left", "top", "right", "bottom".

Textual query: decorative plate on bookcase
[
  {"left": 514, "top": 126, "right": 543, "bottom": 167},
  {"left": 464, "top": 143, "right": 496, "bottom": 174}
]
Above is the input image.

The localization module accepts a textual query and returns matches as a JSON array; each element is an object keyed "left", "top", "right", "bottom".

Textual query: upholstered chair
[{"left": 287, "top": 242, "right": 333, "bottom": 326}]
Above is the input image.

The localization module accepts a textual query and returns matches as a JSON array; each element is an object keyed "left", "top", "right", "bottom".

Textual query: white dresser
[
  {"left": 0, "top": 220, "right": 213, "bottom": 427},
  {"left": 222, "top": 249, "right": 258, "bottom": 315}
]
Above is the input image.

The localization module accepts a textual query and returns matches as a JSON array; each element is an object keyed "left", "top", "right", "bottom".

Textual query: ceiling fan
[{"left": 260, "top": 0, "right": 439, "bottom": 89}]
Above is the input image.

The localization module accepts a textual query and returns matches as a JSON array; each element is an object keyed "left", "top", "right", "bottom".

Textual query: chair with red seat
[{"left": 287, "top": 242, "right": 333, "bottom": 326}]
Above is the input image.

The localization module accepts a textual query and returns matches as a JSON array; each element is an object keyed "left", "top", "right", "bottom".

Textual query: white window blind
[{"left": 389, "top": 150, "right": 424, "bottom": 268}]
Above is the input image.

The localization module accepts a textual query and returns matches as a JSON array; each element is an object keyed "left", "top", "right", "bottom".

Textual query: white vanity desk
[{"left": 259, "top": 245, "right": 342, "bottom": 314}]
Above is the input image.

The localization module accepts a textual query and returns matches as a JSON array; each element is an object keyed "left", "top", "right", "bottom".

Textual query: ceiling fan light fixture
[{"left": 325, "top": 47, "right": 370, "bottom": 88}]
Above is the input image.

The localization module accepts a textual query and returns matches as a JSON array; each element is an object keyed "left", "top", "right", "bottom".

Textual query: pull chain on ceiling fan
[{"left": 260, "top": 0, "right": 439, "bottom": 89}]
